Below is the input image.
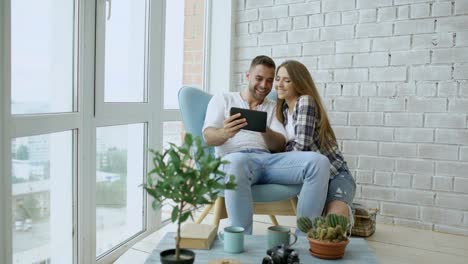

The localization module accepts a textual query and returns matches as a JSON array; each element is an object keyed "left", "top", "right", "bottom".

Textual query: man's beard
[{"left": 249, "top": 85, "right": 267, "bottom": 101}]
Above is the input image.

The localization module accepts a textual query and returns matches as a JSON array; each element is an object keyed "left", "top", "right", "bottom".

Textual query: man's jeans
[{"left": 222, "top": 149, "right": 330, "bottom": 234}]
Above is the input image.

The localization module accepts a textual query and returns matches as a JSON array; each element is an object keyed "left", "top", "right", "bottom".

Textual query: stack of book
[{"left": 178, "top": 223, "right": 217, "bottom": 249}]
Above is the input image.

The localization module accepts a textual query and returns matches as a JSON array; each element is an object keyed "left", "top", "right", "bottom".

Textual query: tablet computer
[{"left": 229, "top": 107, "right": 267, "bottom": 132}]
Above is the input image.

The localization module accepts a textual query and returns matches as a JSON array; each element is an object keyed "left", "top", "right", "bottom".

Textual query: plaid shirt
[{"left": 283, "top": 95, "right": 348, "bottom": 178}]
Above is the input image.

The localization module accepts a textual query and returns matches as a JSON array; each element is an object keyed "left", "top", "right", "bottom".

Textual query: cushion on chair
[
  {"left": 178, "top": 87, "right": 301, "bottom": 203},
  {"left": 251, "top": 184, "right": 301, "bottom": 202}
]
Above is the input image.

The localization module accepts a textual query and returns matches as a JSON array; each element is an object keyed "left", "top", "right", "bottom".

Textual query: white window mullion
[
  {"left": 95, "top": 104, "right": 152, "bottom": 126},
  {"left": 11, "top": 114, "right": 81, "bottom": 138},
  {"left": 71, "top": 129, "right": 79, "bottom": 264},
  {"left": 202, "top": 0, "right": 212, "bottom": 93},
  {"left": 78, "top": 122, "right": 96, "bottom": 264},
  {"left": 162, "top": 109, "right": 181, "bottom": 122},
  {"left": 93, "top": 0, "right": 165, "bottom": 262},
  {"left": 146, "top": 0, "right": 165, "bottom": 232},
  {"left": 93, "top": 0, "right": 105, "bottom": 116},
  {"left": 1, "top": 0, "right": 12, "bottom": 262},
  {"left": 71, "top": 2, "right": 81, "bottom": 259},
  {"left": 77, "top": 0, "right": 97, "bottom": 263}
]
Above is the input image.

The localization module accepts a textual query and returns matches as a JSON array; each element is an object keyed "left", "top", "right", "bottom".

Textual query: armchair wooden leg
[
  {"left": 269, "top": 215, "right": 279, "bottom": 226},
  {"left": 212, "top": 197, "right": 226, "bottom": 227},
  {"left": 195, "top": 204, "right": 214, "bottom": 224},
  {"left": 289, "top": 197, "right": 297, "bottom": 215}
]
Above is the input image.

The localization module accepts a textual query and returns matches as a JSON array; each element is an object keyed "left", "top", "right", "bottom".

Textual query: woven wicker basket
[{"left": 351, "top": 206, "right": 379, "bottom": 237}]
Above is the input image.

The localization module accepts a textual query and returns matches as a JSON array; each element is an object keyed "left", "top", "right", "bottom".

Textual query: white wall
[{"left": 233, "top": 0, "right": 468, "bottom": 235}]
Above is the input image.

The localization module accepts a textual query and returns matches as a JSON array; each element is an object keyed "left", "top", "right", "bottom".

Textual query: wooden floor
[{"left": 115, "top": 213, "right": 468, "bottom": 264}]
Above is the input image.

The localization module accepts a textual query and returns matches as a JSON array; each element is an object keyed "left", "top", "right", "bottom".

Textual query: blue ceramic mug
[{"left": 218, "top": 226, "right": 244, "bottom": 253}]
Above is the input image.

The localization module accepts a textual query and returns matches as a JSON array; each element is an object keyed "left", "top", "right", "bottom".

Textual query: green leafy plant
[
  {"left": 144, "top": 133, "right": 236, "bottom": 260},
  {"left": 297, "top": 214, "right": 349, "bottom": 242}
]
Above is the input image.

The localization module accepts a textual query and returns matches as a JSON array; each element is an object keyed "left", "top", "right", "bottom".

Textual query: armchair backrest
[
  {"left": 178, "top": 86, "right": 214, "bottom": 154},
  {"left": 267, "top": 89, "right": 277, "bottom": 101}
]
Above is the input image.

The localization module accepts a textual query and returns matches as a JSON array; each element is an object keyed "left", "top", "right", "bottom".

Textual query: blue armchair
[{"left": 178, "top": 86, "right": 301, "bottom": 226}]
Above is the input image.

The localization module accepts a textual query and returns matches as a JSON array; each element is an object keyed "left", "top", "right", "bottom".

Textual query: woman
[{"left": 274, "top": 60, "right": 356, "bottom": 222}]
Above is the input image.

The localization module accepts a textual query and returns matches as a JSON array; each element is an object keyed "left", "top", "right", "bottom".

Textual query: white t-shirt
[
  {"left": 285, "top": 110, "right": 296, "bottom": 141},
  {"left": 202, "top": 92, "right": 287, "bottom": 157}
]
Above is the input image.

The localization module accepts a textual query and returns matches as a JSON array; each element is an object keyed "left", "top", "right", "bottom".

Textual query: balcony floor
[{"left": 115, "top": 211, "right": 468, "bottom": 264}]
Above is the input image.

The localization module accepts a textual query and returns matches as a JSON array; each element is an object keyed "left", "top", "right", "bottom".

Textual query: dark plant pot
[
  {"left": 160, "top": 249, "right": 195, "bottom": 264},
  {"left": 307, "top": 236, "right": 349, "bottom": 259}
]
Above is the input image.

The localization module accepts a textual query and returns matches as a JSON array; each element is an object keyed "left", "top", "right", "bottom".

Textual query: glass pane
[
  {"left": 161, "top": 121, "right": 184, "bottom": 221},
  {"left": 104, "top": 0, "right": 147, "bottom": 102},
  {"left": 162, "top": 121, "right": 184, "bottom": 150},
  {"left": 96, "top": 124, "right": 145, "bottom": 257},
  {"left": 11, "top": 0, "right": 74, "bottom": 114},
  {"left": 164, "top": 0, "right": 206, "bottom": 109},
  {"left": 12, "top": 131, "right": 73, "bottom": 263}
]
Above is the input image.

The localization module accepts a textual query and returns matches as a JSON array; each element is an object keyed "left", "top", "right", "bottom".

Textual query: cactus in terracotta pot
[
  {"left": 297, "top": 214, "right": 350, "bottom": 259},
  {"left": 307, "top": 214, "right": 348, "bottom": 242}
]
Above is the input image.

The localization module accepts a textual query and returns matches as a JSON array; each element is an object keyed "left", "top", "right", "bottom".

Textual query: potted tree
[
  {"left": 297, "top": 214, "right": 350, "bottom": 259},
  {"left": 144, "top": 133, "right": 236, "bottom": 264}
]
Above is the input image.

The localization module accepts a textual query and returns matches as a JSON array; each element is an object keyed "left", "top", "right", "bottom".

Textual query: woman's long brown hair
[{"left": 275, "top": 60, "right": 337, "bottom": 151}]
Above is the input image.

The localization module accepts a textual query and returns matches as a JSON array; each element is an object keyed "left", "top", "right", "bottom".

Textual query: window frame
[
  {"left": 1, "top": 0, "right": 10, "bottom": 262},
  {"left": 93, "top": 0, "right": 165, "bottom": 262},
  {"left": 1, "top": 0, "right": 82, "bottom": 263}
]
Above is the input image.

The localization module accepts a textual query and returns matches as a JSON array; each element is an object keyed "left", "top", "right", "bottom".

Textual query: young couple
[{"left": 202, "top": 55, "right": 356, "bottom": 234}]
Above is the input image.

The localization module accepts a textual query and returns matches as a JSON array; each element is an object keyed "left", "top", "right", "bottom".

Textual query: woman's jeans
[
  {"left": 222, "top": 149, "right": 330, "bottom": 234},
  {"left": 326, "top": 168, "right": 356, "bottom": 210}
]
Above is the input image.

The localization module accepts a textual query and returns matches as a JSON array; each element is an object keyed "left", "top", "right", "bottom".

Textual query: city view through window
[
  {"left": 96, "top": 124, "right": 145, "bottom": 256},
  {"left": 12, "top": 132, "right": 73, "bottom": 264}
]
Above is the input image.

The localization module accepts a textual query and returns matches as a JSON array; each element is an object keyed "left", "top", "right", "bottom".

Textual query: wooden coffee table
[{"left": 145, "top": 232, "right": 377, "bottom": 263}]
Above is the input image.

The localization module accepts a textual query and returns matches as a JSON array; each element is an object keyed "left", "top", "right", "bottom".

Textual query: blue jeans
[{"left": 222, "top": 149, "right": 330, "bottom": 234}]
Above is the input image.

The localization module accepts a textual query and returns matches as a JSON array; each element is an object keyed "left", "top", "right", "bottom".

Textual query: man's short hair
[{"left": 250, "top": 55, "right": 276, "bottom": 70}]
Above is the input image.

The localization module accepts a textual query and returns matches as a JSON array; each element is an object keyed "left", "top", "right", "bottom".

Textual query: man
[{"left": 202, "top": 55, "right": 330, "bottom": 234}]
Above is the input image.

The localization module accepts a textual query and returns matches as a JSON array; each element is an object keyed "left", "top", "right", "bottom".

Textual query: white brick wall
[
  {"left": 422, "top": 207, "right": 463, "bottom": 226},
  {"left": 358, "top": 127, "right": 393, "bottom": 141},
  {"left": 375, "top": 171, "right": 392, "bottom": 186},
  {"left": 381, "top": 202, "right": 419, "bottom": 219},
  {"left": 393, "top": 173, "right": 412, "bottom": 188},
  {"left": 233, "top": 0, "right": 468, "bottom": 236},
  {"left": 385, "top": 113, "right": 423, "bottom": 127},
  {"left": 433, "top": 176, "right": 453, "bottom": 191},
  {"left": 413, "top": 174, "right": 432, "bottom": 190},
  {"left": 380, "top": 142, "right": 417, "bottom": 158},
  {"left": 359, "top": 156, "right": 395, "bottom": 171}
]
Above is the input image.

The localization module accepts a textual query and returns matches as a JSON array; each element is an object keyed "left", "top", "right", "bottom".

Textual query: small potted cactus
[{"left": 297, "top": 214, "right": 350, "bottom": 259}]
